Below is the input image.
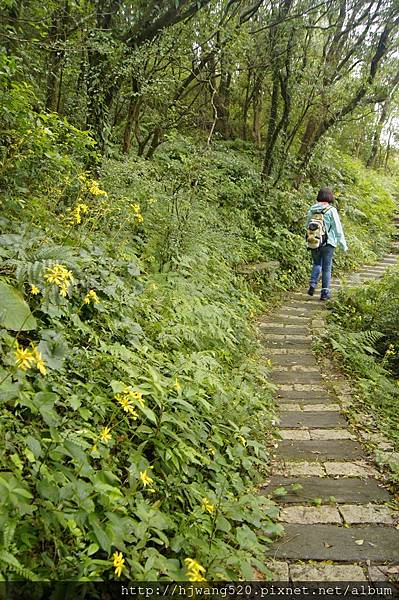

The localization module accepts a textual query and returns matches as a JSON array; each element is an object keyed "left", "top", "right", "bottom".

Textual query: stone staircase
[{"left": 259, "top": 216, "right": 399, "bottom": 582}]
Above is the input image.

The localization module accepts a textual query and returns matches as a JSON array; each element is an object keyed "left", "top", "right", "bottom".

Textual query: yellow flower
[
  {"left": 114, "top": 386, "right": 144, "bottom": 415},
  {"left": 99, "top": 426, "right": 112, "bottom": 443},
  {"left": 30, "top": 284, "right": 40, "bottom": 295},
  {"left": 112, "top": 551, "right": 125, "bottom": 577},
  {"left": 114, "top": 391, "right": 139, "bottom": 419},
  {"left": 184, "top": 558, "right": 206, "bottom": 582},
  {"left": 68, "top": 202, "right": 89, "bottom": 225},
  {"left": 131, "top": 203, "right": 143, "bottom": 223},
  {"left": 201, "top": 497, "right": 215, "bottom": 514},
  {"left": 139, "top": 468, "right": 154, "bottom": 489},
  {"left": 209, "top": 448, "right": 216, "bottom": 456},
  {"left": 15, "top": 344, "right": 46, "bottom": 375},
  {"left": 148, "top": 197, "right": 157, "bottom": 205},
  {"left": 84, "top": 290, "right": 100, "bottom": 305},
  {"left": 44, "top": 264, "right": 74, "bottom": 297},
  {"left": 15, "top": 345, "right": 35, "bottom": 371},
  {"left": 238, "top": 435, "right": 247, "bottom": 447},
  {"left": 174, "top": 377, "right": 181, "bottom": 392},
  {"left": 88, "top": 180, "right": 107, "bottom": 197},
  {"left": 91, "top": 444, "right": 98, "bottom": 453},
  {"left": 131, "top": 390, "right": 145, "bottom": 407},
  {"left": 32, "top": 347, "right": 46, "bottom": 375}
]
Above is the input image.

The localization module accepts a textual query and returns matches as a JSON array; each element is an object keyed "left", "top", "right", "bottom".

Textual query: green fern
[{"left": 0, "top": 549, "right": 38, "bottom": 581}]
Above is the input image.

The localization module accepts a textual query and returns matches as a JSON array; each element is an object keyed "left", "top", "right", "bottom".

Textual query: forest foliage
[
  {"left": 325, "top": 270, "right": 399, "bottom": 460},
  {"left": 0, "top": 0, "right": 399, "bottom": 583}
]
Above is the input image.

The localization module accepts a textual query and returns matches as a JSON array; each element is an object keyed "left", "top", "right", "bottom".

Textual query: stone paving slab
[
  {"left": 261, "top": 338, "right": 311, "bottom": 349},
  {"left": 279, "top": 384, "right": 326, "bottom": 392},
  {"left": 280, "top": 430, "right": 311, "bottom": 440},
  {"left": 310, "top": 428, "right": 355, "bottom": 440},
  {"left": 302, "top": 403, "right": 341, "bottom": 411},
  {"left": 277, "top": 390, "right": 337, "bottom": 402},
  {"left": 261, "top": 476, "right": 392, "bottom": 504},
  {"left": 274, "top": 313, "right": 310, "bottom": 321},
  {"left": 324, "top": 461, "right": 380, "bottom": 478},
  {"left": 368, "top": 565, "right": 399, "bottom": 582},
  {"left": 280, "top": 403, "right": 302, "bottom": 411},
  {"left": 271, "top": 355, "right": 319, "bottom": 367},
  {"left": 280, "top": 411, "right": 346, "bottom": 429},
  {"left": 271, "top": 371, "right": 324, "bottom": 384},
  {"left": 278, "top": 440, "right": 364, "bottom": 460},
  {"left": 274, "top": 365, "right": 320, "bottom": 372},
  {"left": 279, "top": 505, "right": 342, "bottom": 524},
  {"left": 272, "top": 461, "right": 326, "bottom": 477},
  {"left": 266, "top": 524, "right": 399, "bottom": 561},
  {"left": 259, "top": 325, "right": 309, "bottom": 335},
  {"left": 339, "top": 504, "right": 396, "bottom": 525},
  {"left": 289, "top": 563, "right": 366, "bottom": 582},
  {"left": 264, "top": 560, "right": 290, "bottom": 581}
]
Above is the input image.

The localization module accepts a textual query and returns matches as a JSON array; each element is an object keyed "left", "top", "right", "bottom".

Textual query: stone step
[
  {"left": 265, "top": 524, "right": 399, "bottom": 562},
  {"left": 287, "top": 301, "right": 326, "bottom": 310},
  {"left": 273, "top": 313, "right": 310, "bottom": 321},
  {"left": 277, "top": 504, "right": 396, "bottom": 526},
  {"left": 262, "top": 338, "right": 312, "bottom": 349},
  {"left": 273, "top": 365, "right": 319, "bottom": 372},
  {"left": 278, "top": 439, "right": 364, "bottom": 460},
  {"left": 270, "top": 354, "right": 319, "bottom": 367},
  {"left": 276, "top": 390, "right": 337, "bottom": 403},
  {"left": 279, "top": 411, "right": 346, "bottom": 429},
  {"left": 274, "top": 460, "right": 379, "bottom": 478},
  {"left": 280, "top": 403, "right": 341, "bottom": 412},
  {"left": 259, "top": 326, "right": 310, "bottom": 335},
  {"left": 277, "top": 397, "right": 338, "bottom": 406},
  {"left": 260, "top": 476, "right": 392, "bottom": 504},
  {"left": 271, "top": 371, "right": 324, "bottom": 384}
]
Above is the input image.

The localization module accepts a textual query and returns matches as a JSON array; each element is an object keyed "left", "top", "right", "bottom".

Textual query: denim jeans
[{"left": 310, "top": 244, "right": 335, "bottom": 292}]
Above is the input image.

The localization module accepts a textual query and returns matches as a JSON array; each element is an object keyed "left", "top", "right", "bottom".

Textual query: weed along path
[{"left": 258, "top": 232, "right": 399, "bottom": 582}]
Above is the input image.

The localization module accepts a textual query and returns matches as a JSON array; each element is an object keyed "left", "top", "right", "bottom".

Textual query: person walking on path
[{"left": 306, "top": 188, "right": 348, "bottom": 300}]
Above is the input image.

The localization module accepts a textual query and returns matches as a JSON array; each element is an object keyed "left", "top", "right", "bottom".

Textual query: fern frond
[
  {"left": 0, "top": 549, "right": 38, "bottom": 581},
  {"left": 2, "top": 519, "right": 17, "bottom": 550}
]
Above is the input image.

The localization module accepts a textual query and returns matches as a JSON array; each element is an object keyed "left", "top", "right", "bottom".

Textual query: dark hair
[{"left": 317, "top": 188, "right": 334, "bottom": 203}]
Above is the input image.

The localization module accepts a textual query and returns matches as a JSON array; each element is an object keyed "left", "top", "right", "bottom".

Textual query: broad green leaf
[{"left": 0, "top": 280, "right": 37, "bottom": 330}]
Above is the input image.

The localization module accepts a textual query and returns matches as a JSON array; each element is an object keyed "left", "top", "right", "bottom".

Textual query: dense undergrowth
[
  {"left": 0, "top": 57, "right": 398, "bottom": 580},
  {"left": 325, "top": 270, "right": 399, "bottom": 461}
]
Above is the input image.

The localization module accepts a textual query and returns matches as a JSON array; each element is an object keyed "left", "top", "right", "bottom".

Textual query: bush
[
  {"left": 0, "top": 130, "right": 282, "bottom": 580},
  {"left": 325, "top": 269, "right": 399, "bottom": 450}
]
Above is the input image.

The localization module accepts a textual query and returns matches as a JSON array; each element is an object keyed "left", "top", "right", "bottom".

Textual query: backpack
[{"left": 306, "top": 205, "right": 332, "bottom": 250}]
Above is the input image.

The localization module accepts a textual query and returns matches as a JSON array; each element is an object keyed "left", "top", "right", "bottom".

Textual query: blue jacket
[{"left": 306, "top": 203, "right": 348, "bottom": 252}]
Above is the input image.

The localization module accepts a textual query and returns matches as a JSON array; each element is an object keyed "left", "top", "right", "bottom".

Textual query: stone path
[{"left": 259, "top": 229, "right": 399, "bottom": 583}]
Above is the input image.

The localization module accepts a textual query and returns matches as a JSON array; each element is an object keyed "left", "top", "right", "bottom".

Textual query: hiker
[{"left": 306, "top": 187, "right": 347, "bottom": 300}]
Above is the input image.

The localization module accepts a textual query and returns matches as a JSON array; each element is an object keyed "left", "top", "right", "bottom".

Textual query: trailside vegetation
[
  {"left": 325, "top": 271, "right": 399, "bottom": 459},
  {"left": 1, "top": 0, "right": 399, "bottom": 582}
]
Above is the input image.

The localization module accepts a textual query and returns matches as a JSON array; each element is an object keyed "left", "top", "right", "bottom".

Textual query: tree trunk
[
  {"left": 45, "top": 2, "right": 69, "bottom": 112},
  {"left": 262, "top": 61, "right": 280, "bottom": 179},
  {"left": 122, "top": 79, "right": 140, "bottom": 154}
]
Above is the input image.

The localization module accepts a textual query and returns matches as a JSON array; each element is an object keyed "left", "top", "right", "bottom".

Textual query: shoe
[
  {"left": 307, "top": 286, "right": 315, "bottom": 296},
  {"left": 320, "top": 292, "right": 331, "bottom": 301}
]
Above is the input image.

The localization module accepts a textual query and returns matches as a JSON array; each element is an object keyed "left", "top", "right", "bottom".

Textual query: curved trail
[{"left": 260, "top": 223, "right": 399, "bottom": 582}]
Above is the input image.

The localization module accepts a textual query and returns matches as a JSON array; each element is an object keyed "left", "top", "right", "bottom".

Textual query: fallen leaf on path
[{"left": 355, "top": 539, "right": 364, "bottom": 545}]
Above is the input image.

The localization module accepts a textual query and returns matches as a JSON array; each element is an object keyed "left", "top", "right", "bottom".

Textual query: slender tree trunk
[
  {"left": 122, "top": 79, "right": 140, "bottom": 154},
  {"left": 262, "top": 61, "right": 280, "bottom": 179},
  {"left": 45, "top": 2, "right": 69, "bottom": 112},
  {"left": 214, "top": 55, "right": 232, "bottom": 139}
]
